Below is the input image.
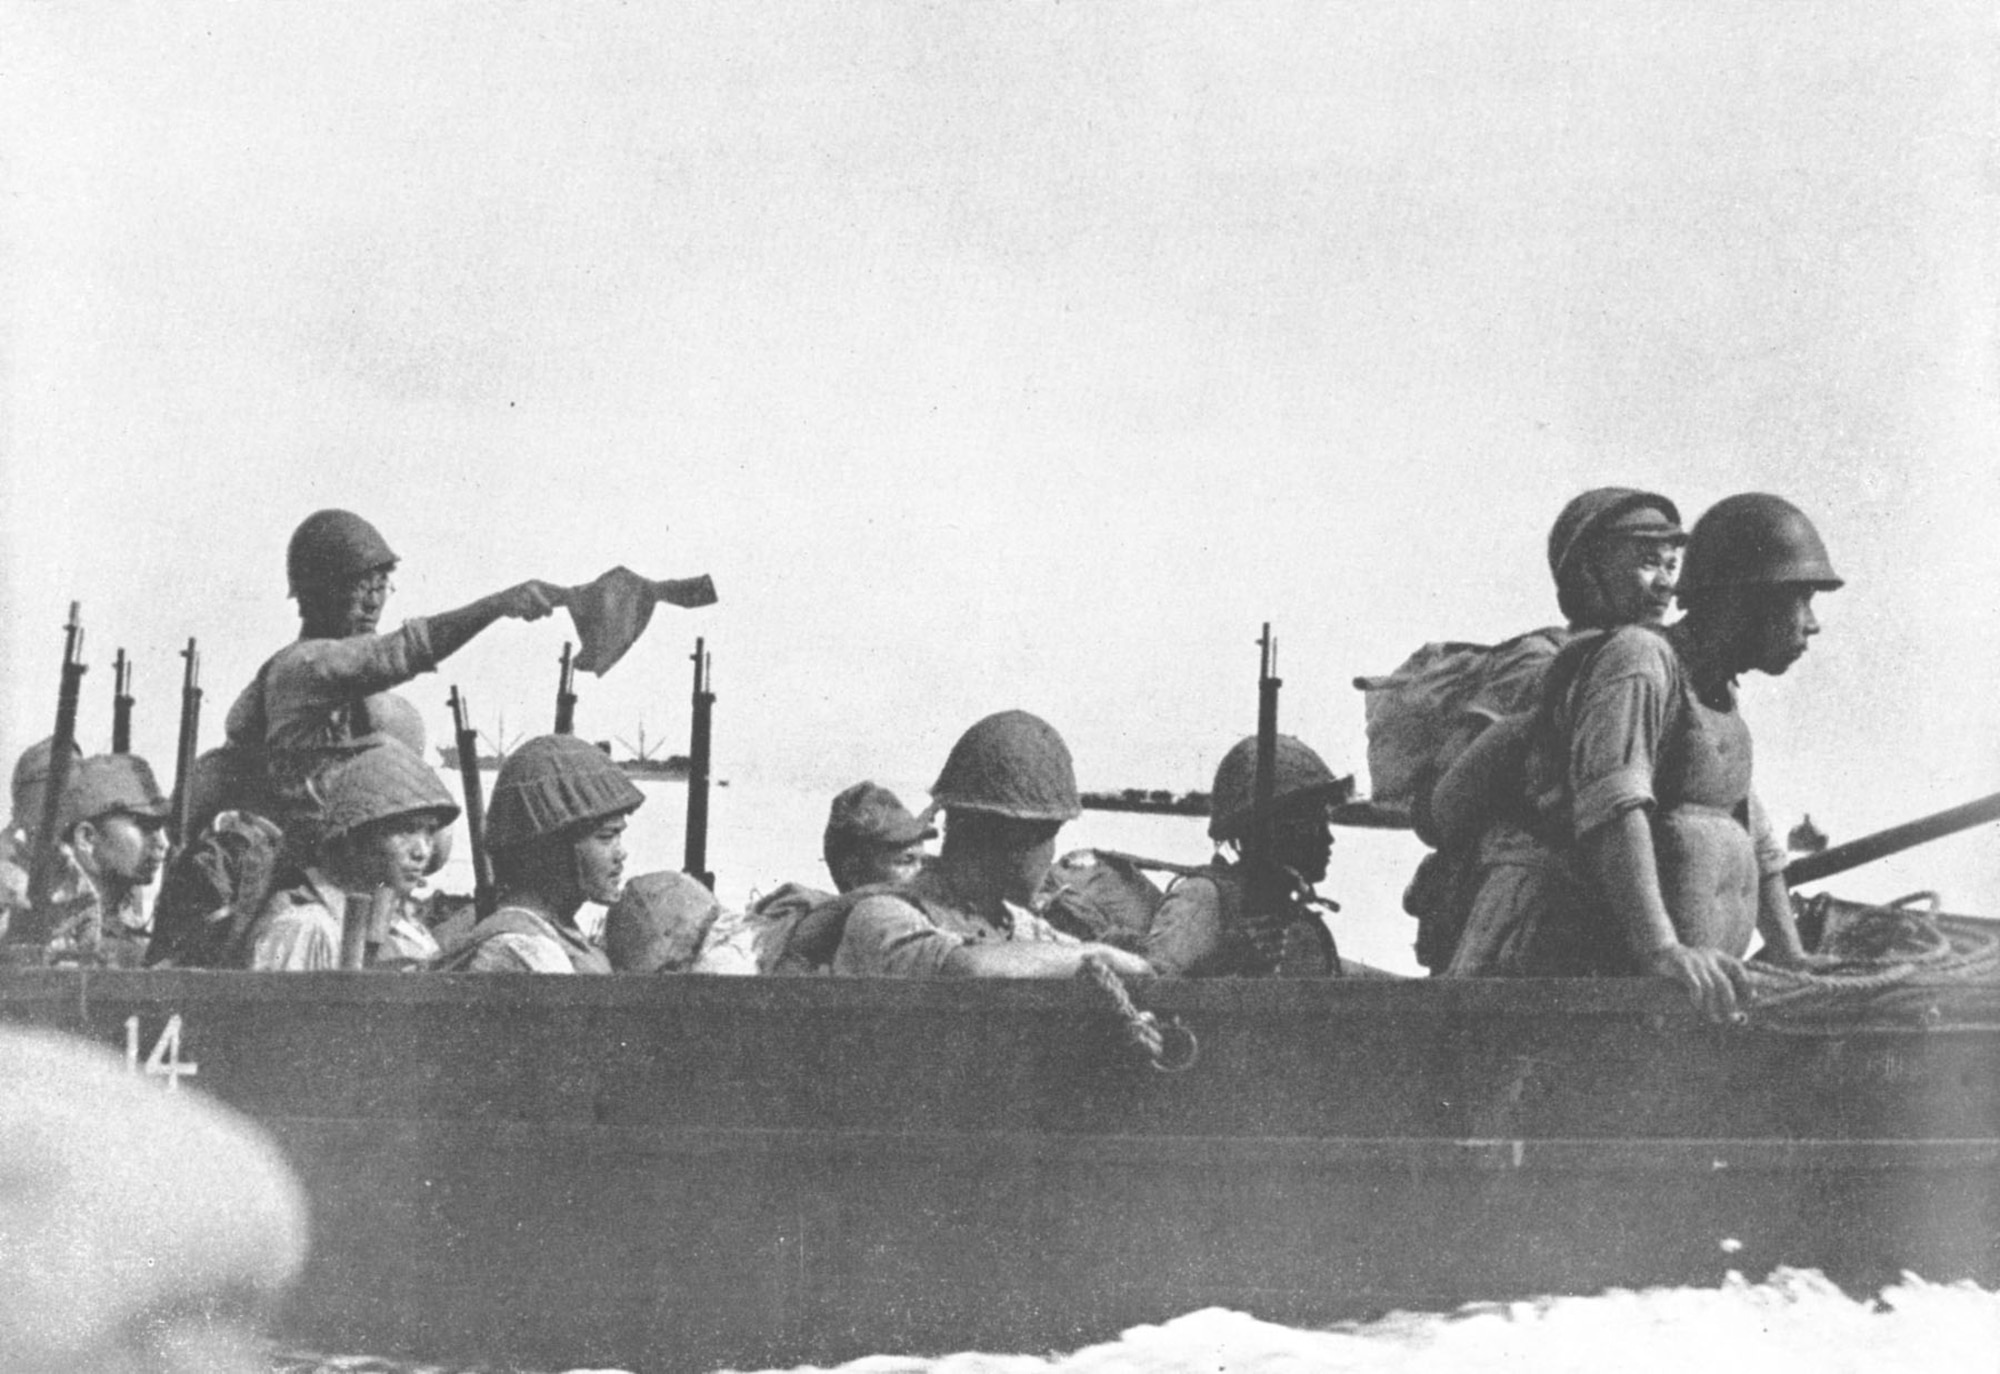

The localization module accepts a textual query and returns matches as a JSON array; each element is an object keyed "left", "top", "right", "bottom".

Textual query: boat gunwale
[
  {"left": 1, "top": 962, "right": 1994, "bottom": 1033},
  {"left": 260, "top": 1116, "right": 2000, "bottom": 1170}
]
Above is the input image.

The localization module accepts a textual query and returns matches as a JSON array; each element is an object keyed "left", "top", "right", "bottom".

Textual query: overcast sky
[{"left": 5, "top": 2, "right": 1996, "bottom": 907}]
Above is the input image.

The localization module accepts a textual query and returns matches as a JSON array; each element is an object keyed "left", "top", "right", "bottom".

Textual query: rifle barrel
[
  {"left": 449, "top": 686, "right": 497, "bottom": 916},
  {"left": 1786, "top": 790, "right": 2000, "bottom": 887},
  {"left": 683, "top": 639, "right": 714, "bottom": 890},
  {"left": 1235, "top": 624, "right": 1288, "bottom": 973},
  {"left": 24, "top": 604, "right": 87, "bottom": 938},
  {"left": 111, "top": 649, "right": 134, "bottom": 753},
  {"left": 168, "top": 638, "right": 202, "bottom": 854},
  {"left": 554, "top": 642, "right": 578, "bottom": 735},
  {"left": 1248, "top": 624, "right": 1280, "bottom": 869}
]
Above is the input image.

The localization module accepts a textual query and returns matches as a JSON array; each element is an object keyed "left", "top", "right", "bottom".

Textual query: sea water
[
  {"left": 273, "top": 1269, "right": 2000, "bottom": 1373},
  {"left": 335, "top": 772, "right": 1992, "bottom": 1372}
]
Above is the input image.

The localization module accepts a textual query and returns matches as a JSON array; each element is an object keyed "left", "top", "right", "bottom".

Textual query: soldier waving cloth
[{"left": 149, "top": 511, "right": 713, "bottom": 967}]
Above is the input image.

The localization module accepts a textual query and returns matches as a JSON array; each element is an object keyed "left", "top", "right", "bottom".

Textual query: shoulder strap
[
  {"left": 770, "top": 882, "right": 914, "bottom": 974},
  {"left": 1532, "top": 629, "right": 1609, "bottom": 733},
  {"left": 240, "top": 653, "right": 280, "bottom": 746},
  {"left": 1088, "top": 848, "right": 1215, "bottom": 879},
  {"left": 433, "top": 907, "right": 561, "bottom": 971},
  {"left": 1538, "top": 624, "right": 1686, "bottom": 734}
]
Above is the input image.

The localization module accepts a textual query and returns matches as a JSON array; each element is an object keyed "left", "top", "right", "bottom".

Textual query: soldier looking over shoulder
[{"left": 1408, "top": 488, "right": 1687, "bottom": 971}]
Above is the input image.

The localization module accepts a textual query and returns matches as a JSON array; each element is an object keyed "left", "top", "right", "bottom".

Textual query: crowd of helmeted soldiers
[{"left": 1, "top": 489, "right": 1846, "bottom": 1019}]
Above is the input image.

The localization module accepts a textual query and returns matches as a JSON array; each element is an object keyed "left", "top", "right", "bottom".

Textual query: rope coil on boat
[
  {"left": 1080, "top": 955, "right": 1199, "bottom": 1072},
  {"left": 1744, "top": 891, "right": 2000, "bottom": 1032}
]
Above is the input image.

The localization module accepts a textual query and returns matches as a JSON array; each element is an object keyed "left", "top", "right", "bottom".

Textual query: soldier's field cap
[
  {"left": 1601, "top": 504, "right": 1687, "bottom": 542},
  {"left": 11, "top": 736, "right": 82, "bottom": 824},
  {"left": 823, "top": 782, "right": 937, "bottom": 854},
  {"left": 58, "top": 755, "right": 170, "bottom": 834}
]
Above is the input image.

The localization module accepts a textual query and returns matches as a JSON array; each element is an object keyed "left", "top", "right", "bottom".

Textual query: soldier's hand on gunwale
[
  {"left": 1646, "top": 943, "right": 1753, "bottom": 1024},
  {"left": 1083, "top": 945, "right": 1155, "bottom": 980}
]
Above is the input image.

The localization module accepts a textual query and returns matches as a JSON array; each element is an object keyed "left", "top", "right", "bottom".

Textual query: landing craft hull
[{"left": 2, "top": 952, "right": 1995, "bottom": 1372}]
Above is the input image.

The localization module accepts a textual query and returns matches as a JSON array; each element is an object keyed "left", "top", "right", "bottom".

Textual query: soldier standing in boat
[
  {"left": 222, "top": 508, "right": 563, "bottom": 828},
  {"left": 1141, "top": 734, "right": 1349, "bottom": 977},
  {"left": 1395, "top": 487, "right": 1688, "bottom": 971},
  {"left": 152, "top": 510, "right": 560, "bottom": 965},
  {"left": 822, "top": 710, "right": 1154, "bottom": 978},
  {"left": 440, "top": 733, "right": 644, "bottom": 973},
  {"left": 42, "top": 754, "right": 173, "bottom": 967},
  {"left": 244, "top": 737, "right": 461, "bottom": 970},
  {"left": 1445, "top": 493, "right": 1838, "bottom": 1020}
]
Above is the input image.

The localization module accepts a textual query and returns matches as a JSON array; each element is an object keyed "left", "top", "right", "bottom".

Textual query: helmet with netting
[
  {"left": 484, "top": 734, "right": 644, "bottom": 852},
  {"left": 929, "top": 710, "right": 1080, "bottom": 822}
]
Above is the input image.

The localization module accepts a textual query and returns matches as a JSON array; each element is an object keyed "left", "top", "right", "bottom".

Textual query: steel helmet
[
  {"left": 1546, "top": 488, "right": 1685, "bottom": 587},
  {"left": 1678, "top": 493, "right": 1843, "bottom": 596},
  {"left": 310, "top": 738, "right": 459, "bottom": 847},
  {"left": 286, "top": 510, "right": 398, "bottom": 598},
  {"left": 365, "top": 693, "right": 428, "bottom": 757},
  {"left": 929, "top": 710, "right": 1081, "bottom": 822},
  {"left": 484, "top": 733, "right": 644, "bottom": 851},
  {"left": 1208, "top": 734, "right": 1352, "bottom": 841}
]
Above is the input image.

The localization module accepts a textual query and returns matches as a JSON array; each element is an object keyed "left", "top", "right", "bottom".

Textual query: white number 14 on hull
[{"left": 124, "top": 1014, "right": 198, "bottom": 1090}]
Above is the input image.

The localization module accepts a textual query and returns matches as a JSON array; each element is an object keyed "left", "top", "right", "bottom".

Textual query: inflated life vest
[{"left": 1529, "top": 626, "right": 1763, "bottom": 960}]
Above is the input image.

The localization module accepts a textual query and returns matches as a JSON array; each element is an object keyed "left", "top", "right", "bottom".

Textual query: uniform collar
[{"left": 1665, "top": 620, "right": 1738, "bottom": 709}]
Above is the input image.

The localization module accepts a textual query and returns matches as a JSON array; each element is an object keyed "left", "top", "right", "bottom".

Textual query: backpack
[
  {"left": 144, "top": 809, "right": 290, "bottom": 968},
  {"left": 1352, "top": 627, "right": 1569, "bottom": 824},
  {"left": 1355, "top": 628, "right": 1573, "bottom": 973},
  {"left": 1037, "top": 849, "right": 1174, "bottom": 947}
]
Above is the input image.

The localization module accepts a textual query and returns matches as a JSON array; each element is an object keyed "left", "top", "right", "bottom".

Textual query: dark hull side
[{"left": 2, "top": 968, "right": 1995, "bottom": 1372}]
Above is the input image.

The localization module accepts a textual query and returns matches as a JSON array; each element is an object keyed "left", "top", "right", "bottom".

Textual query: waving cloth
[{"left": 563, "top": 566, "right": 718, "bottom": 675}]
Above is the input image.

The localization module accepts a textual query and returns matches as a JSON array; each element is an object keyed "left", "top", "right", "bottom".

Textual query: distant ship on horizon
[
  {"left": 436, "top": 717, "right": 521, "bottom": 772},
  {"left": 440, "top": 723, "right": 725, "bottom": 785},
  {"left": 1079, "top": 787, "right": 1210, "bottom": 817},
  {"left": 436, "top": 744, "right": 506, "bottom": 772},
  {"left": 602, "top": 725, "right": 695, "bottom": 780}
]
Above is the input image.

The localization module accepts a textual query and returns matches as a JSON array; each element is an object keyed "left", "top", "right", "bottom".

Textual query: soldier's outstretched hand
[
  {"left": 1646, "top": 943, "right": 1753, "bottom": 1023},
  {"left": 497, "top": 580, "right": 564, "bottom": 622}
]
